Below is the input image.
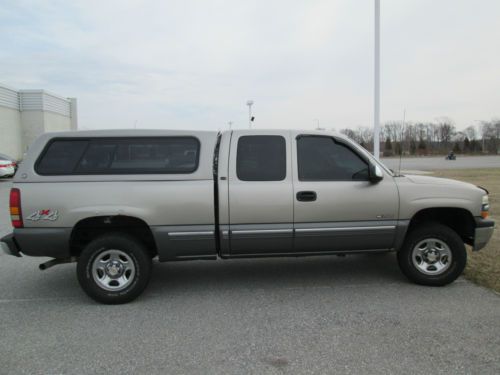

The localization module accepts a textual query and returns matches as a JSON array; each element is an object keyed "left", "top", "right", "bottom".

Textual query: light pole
[
  {"left": 373, "top": 0, "right": 380, "bottom": 159},
  {"left": 246, "top": 100, "right": 254, "bottom": 128},
  {"left": 228, "top": 121, "right": 233, "bottom": 130}
]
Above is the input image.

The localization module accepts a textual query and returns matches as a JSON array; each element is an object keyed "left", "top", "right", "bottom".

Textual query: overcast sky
[{"left": 1, "top": 0, "right": 499, "bottom": 131}]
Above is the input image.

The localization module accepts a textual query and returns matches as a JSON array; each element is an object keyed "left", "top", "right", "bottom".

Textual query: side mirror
[{"left": 369, "top": 163, "right": 384, "bottom": 183}]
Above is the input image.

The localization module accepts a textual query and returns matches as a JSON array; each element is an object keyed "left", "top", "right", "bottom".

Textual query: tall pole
[
  {"left": 314, "top": 119, "right": 320, "bottom": 129},
  {"left": 246, "top": 100, "right": 254, "bottom": 128},
  {"left": 374, "top": 0, "right": 380, "bottom": 159}
]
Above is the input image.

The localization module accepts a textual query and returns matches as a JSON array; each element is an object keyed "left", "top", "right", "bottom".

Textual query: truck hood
[
  {"left": 404, "top": 174, "right": 479, "bottom": 191},
  {"left": 395, "top": 174, "right": 485, "bottom": 219}
]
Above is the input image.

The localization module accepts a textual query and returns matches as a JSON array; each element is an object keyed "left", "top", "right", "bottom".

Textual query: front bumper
[
  {"left": 473, "top": 217, "right": 495, "bottom": 251},
  {"left": 0, "top": 233, "right": 22, "bottom": 257}
]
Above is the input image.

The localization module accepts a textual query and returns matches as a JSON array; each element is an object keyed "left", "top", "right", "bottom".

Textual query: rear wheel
[
  {"left": 397, "top": 223, "right": 466, "bottom": 286},
  {"left": 77, "top": 233, "right": 152, "bottom": 304}
]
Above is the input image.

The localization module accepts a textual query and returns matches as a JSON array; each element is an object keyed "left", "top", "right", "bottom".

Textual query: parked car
[
  {"left": 0, "top": 129, "right": 495, "bottom": 304},
  {"left": 0, "top": 153, "right": 17, "bottom": 178}
]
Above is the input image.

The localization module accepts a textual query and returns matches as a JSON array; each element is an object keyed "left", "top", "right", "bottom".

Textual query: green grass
[{"left": 432, "top": 169, "right": 500, "bottom": 292}]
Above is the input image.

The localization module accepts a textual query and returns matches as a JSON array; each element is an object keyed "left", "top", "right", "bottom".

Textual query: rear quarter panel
[{"left": 18, "top": 180, "right": 214, "bottom": 228}]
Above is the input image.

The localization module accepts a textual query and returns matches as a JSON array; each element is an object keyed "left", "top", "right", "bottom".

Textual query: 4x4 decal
[{"left": 27, "top": 209, "right": 59, "bottom": 221}]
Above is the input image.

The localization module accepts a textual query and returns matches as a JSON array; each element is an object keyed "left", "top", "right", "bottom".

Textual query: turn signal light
[
  {"left": 9, "top": 188, "right": 23, "bottom": 228},
  {"left": 481, "top": 196, "right": 490, "bottom": 219}
]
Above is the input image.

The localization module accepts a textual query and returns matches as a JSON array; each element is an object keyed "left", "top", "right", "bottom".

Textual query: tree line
[{"left": 340, "top": 118, "right": 500, "bottom": 156}]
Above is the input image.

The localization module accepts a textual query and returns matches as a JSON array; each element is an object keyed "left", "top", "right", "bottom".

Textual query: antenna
[{"left": 397, "top": 109, "right": 406, "bottom": 176}]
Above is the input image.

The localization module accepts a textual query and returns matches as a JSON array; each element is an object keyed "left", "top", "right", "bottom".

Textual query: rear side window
[
  {"left": 237, "top": 135, "right": 286, "bottom": 181},
  {"left": 36, "top": 140, "right": 88, "bottom": 175},
  {"left": 297, "top": 136, "right": 369, "bottom": 181},
  {"left": 36, "top": 137, "right": 200, "bottom": 175}
]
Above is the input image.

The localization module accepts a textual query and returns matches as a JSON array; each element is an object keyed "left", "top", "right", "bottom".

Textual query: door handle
[{"left": 296, "top": 191, "right": 317, "bottom": 202}]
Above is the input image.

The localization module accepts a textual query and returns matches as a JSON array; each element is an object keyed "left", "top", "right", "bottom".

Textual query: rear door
[
  {"left": 292, "top": 133, "right": 399, "bottom": 253},
  {"left": 227, "top": 131, "right": 294, "bottom": 255}
]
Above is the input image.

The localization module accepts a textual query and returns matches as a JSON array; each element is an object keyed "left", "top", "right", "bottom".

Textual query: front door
[
  {"left": 228, "top": 131, "right": 294, "bottom": 255},
  {"left": 292, "top": 134, "right": 399, "bottom": 253}
]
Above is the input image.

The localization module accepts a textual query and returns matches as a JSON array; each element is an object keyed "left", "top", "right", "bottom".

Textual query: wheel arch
[
  {"left": 407, "top": 207, "right": 475, "bottom": 246},
  {"left": 70, "top": 215, "right": 158, "bottom": 257}
]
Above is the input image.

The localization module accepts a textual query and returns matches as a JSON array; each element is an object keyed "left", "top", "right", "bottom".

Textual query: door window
[
  {"left": 297, "top": 136, "right": 369, "bottom": 181},
  {"left": 236, "top": 136, "right": 286, "bottom": 181}
]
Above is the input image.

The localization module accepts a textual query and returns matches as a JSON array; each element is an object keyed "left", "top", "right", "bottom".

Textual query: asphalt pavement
[
  {"left": 0, "top": 178, "right": 499, "bottom": 374},
  {"left": 382, "top": 155, "right": 500, "bottom": 171}
]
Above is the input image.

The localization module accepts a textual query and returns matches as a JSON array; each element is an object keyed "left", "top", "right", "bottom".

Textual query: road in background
[
  {"left": 382, "top": 155, "right": 500, "bottom": 171},
  {"left": 0, "top": 179, "right": 499, "bottom": 374}
]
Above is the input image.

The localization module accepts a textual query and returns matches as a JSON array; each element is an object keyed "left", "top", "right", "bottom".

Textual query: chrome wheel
[
  {"left": 412, "top": 238, "right": 452, "bottom": 276},
  {"left": 91, "top": 249, "right": 136, "bottom": 291}
]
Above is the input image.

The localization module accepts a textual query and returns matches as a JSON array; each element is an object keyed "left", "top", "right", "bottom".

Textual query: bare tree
[
  {"left": 436, "top": 117, "right": 456, "bottom": 149},
  {"left": 464, "top": 125, "right": 477, "bottom": 140}
]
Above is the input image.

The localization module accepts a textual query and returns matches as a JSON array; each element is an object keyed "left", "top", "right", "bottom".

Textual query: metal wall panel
[
  {"left": 1, "top": 85, "right": 72, "bottom": 117},
  {"left": 0, "top": 85, "right": 20, "bottom": 110},
  {"left": 19, "top": 91, "right": 44, "bottom": 111},
  {"left": 43, "top": 92, "right": 71, "bottom": 116}
]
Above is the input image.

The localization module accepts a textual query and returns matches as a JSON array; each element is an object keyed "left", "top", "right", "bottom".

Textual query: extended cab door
[
  {"left": 227, "top": 130, "right": 294, "bottom": 255},
  {"left": 292, "top": 133, "right": 399, "bottom": 253}
]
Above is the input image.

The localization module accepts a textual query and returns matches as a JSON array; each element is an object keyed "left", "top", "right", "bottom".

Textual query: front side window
[
  {"left": 237, "top": 135, "right": 286, "bottom": 181},
  {"left": 36, "top": 137, "right": 200, "bottom": 175},
  {"left": 297, "top": 136, "right": 369, "bottom": 181}
]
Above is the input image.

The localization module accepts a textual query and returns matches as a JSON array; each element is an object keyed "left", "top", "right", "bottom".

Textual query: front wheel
[
  {"left": 77, "top": 233, "right": 152, "bottom": 304},
  {"left": 397, "top": 223, "right": 466, "bottom": 286}
]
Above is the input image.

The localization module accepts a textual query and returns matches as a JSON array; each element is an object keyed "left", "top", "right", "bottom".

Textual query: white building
[{"left": 0, "top": 83, "right": 78, "bottom": 160}]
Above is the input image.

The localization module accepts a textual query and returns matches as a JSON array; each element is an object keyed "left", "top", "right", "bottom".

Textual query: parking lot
[
  {"left": 1, "top": 177, "right": 499, "bottom": 374},
  {"left": 382, "top": 155, "right": 500, "bottom": 171}
]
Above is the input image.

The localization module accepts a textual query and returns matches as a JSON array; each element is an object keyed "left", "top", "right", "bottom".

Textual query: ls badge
[{"left": 27, "top": 209, "right": 59, "bottom": 221}]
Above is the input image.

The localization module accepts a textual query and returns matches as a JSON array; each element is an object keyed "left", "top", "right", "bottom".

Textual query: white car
[{"left": 0, "top": 153, "right": 17, "bottom": 178}]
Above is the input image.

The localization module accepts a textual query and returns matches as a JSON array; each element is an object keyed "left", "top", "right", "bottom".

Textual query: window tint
[
  {"left": 36, "top": 137, "right": 199, "bottom": 175},
  {"left": 237, "top": 136, "right": 286, "bottom": 181},
  {"left": 36, "top": 140, "right": 88, "bottom": 174},
  {"left": 297, "top": 136, "right": 369, "bottom": 181}
]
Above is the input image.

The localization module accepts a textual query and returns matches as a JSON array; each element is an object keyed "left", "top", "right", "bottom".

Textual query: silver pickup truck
[{"left": 1, "top": 129, "right": 495, "bottom": 304}]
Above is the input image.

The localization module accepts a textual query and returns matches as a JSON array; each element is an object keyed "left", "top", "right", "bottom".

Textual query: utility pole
[
  {"left": 374, "top": 0, "right": 380, "bottom": 159},
  {"left": 246, "top": 100, "right": 254, "bottom": 128},
  {"left": 228, "top": 121, "right": 233, "bottom": 130}
]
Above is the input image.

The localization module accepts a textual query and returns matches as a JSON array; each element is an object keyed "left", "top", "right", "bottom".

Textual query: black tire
[
  {"left": 77, "top": 233, "right": 152, "bottom": 304},
  {"left": 397, "top": 222, "right": 466, "bottom": 286}
]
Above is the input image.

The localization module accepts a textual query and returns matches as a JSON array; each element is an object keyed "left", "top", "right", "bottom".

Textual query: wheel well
[
  {"left": 70, "top": 216, "right": 157, "bottom": 257},
  {"left": 409, "top": 208, "right": 475, "bottom": 246}
]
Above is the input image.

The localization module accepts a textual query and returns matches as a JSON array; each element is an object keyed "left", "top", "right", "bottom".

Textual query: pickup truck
[{"left": 0, "top": 129, "right": 495, "bottom": 304}]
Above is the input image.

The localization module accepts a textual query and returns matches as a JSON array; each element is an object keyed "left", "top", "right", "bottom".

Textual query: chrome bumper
[{"left": 473, "top": 218, "right": 495, "bottom": 251}]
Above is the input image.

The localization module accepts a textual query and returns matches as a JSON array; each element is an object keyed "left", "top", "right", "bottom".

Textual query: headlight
[{"left": 481, "top": 195, "right": 490, "bottom": 219}]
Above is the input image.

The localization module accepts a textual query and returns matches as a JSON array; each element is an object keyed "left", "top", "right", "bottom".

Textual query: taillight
[{"left": 9, "top": 188, "right": 23, "bottom": 228}]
